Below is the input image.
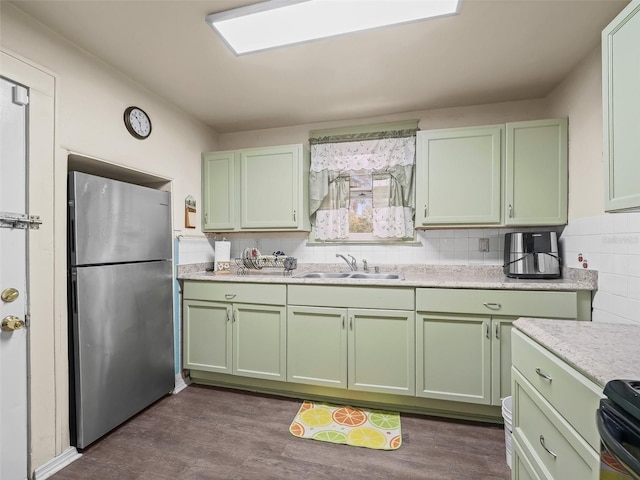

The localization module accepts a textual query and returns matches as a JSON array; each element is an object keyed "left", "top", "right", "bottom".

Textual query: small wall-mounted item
[{"left": 185, "top": 195, "right": 196, "bottom": 229}]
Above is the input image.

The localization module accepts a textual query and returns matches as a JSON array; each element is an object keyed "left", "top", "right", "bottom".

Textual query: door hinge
[
  {"left": 24, "top": 313, "right": 31, "bottom": 327},
  {"left": 0, "top": 211, "right": 43, "bottom": 229}
]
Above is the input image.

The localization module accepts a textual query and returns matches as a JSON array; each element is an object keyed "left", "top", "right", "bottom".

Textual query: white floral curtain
[{"left": 309, "top": 133, "right": 416, "bottom": 240}]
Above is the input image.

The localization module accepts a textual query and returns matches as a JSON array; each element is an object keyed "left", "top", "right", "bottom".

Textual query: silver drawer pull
[
  {"left": 539, "top": 435, "right": 557, "bottom": 459},
  {"left": 535, "top": 368, "right": 553, "bottom": 382},
  {"left": 483, "top": 302, "right": 502, "bottom": 310},
  {"left": 225, "top": 294, "right": 237, "bottom": 300}
]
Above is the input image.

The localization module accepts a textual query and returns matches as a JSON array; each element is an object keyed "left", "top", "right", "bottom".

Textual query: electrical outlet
[{"left": 479, "top": 238, "right": 490, "bottom": 252}]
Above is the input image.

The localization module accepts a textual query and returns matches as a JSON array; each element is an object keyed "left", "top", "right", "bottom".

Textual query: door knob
[
  {"left": 1, "top": 288, "right": 19, "bottom": 302},
  {"left": 1, "top": 316, "right": 25, "bottom": 332}
]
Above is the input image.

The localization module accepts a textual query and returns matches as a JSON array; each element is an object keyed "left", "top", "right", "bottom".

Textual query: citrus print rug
[{"left": 289, "top": 400, "right": 401, "bottom": 450}]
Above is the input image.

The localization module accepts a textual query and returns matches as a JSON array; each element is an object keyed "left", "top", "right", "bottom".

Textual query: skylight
[{"left": 206, "top": 0, "right": 461, "bottom": 55}]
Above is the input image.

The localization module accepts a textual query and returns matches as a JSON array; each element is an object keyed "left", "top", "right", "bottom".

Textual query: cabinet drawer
[
  {"left": 416, "top": 288, "right": 577, "bottom": 319},
  {"left": 288, "top": 285, "right": 414, "bottom": 310},
  {"left": 183, "top": 281, "right": 286, "bottom": 305},
  {"left": 512, "top": 330, "right": 603, "bottom": 450},
  {"left": 512, "top": 369, "right": 599, "bottom": 480}
]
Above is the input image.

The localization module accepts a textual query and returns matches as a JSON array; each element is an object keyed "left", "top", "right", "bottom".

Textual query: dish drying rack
[{"left": 234, "top": 255, "right": 297, "bottom": 276}]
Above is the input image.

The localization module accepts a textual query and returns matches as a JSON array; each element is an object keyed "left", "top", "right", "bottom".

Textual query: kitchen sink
[
  {"left": 295, "top": 272, "right": 401, "bottom": 280},
  {"left": 348, "top": 273, "right": 401, "bottom": 279},
  {"left": 295, "top": 272, "right": 352, "bottom": 279}
]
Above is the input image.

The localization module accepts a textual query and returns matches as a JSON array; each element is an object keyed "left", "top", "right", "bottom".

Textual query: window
[{"left": 309, "top": 122, "right": 418, "bottom": 243}]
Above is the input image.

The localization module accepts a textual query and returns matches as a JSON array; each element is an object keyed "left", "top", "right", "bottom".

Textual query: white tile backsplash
[{"left": 560, "top": 211, "right": 640, "bottom": 325}]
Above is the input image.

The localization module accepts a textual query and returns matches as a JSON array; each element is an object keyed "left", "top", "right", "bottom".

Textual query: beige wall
[
  {"left": 546, "top": 46, "right": 605, "bottom": 220},
  {"left": 218, "top": 99, "right": 548, "bottom": 150},
  {"left": 1, "top": 4, "right": 218, "bottom": 473}
]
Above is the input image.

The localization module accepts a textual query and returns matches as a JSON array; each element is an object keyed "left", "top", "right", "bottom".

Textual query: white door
[{"left": 0, "top": 76, "right": 29, "bottom": 480}]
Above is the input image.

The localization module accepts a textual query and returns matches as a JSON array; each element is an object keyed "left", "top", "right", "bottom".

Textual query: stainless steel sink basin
[
  {"left": 295, "top": 272, "right": 352, "bottom": 279},
  {"left": 295, "top": 272, "right": 401, "bottom": 280},
  {"left": 349, "top": 273, "right": 401, "bottom": 280}
]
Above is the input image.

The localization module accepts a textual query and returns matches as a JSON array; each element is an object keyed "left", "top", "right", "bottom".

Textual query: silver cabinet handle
[
  {"left": 225, "top": 294, "right": 237, "bottom": 300},
  {"left": 424, "top": 205, "right": 428, "bottom": 217},
  {"left": 539, "top": 435, "right": 557, "bottom": 459},
  {"left": 535, "top": 368, "right": 553, "bottom": 382},
  {"left": 226, "top": 308, "right": 231, "bottom": 322},
  {"left": 204, "top": 213, "right": 208, "bottom": 223},
  {"left": 495, "top": 323, "right": 500, "bottom": 340},
  {"left": 483, "top": 302, "right": 502, "bottom": 310},
  {"left": 485, "top": 322, "right": 490, "bottom": 339},
  {"left": 232, "top": 309, "right": 237, "bottom": 323},
  {"left": 341, "top": 314, "right": 345, "bottom": 329},
  {"left": 508, "top": 204, "right": 513, "bottom": 218},
  {"left": 293, "top": 210, "right": 296, "bottom": 221},
  {"left": 349, "top": 316, "right": 353, "bottom": 330}
]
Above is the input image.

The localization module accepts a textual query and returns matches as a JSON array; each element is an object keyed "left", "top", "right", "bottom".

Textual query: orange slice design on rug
[
  {"left": 300, "top": 407, "right": 333, "bottom": 427},
  {"left": 389, "top": 435, "right": 402, "bottom": 449},
  {"left": 299, "top": 400, "right": 314, "bottom": 413},
  {"left": 346, "top": 426, "right": 387, "bottom": 449},
  {"left": 332, "top": 406, "right": 367, "bottom": 427},
  {"left": 289, "top": 422, "right": 305, "bottom": 437}
]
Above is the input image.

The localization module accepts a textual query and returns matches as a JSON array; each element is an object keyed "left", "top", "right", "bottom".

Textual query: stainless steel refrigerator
[{"left": 68, "top": 171, "right": 174, "bottom": 449}]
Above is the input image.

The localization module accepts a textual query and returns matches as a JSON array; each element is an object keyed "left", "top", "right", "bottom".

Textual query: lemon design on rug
[{"left": 289, "top": 401, "right": 401, "bottom": 450}]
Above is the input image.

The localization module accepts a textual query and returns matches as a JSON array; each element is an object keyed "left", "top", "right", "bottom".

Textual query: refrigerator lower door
[{"left": 70, "top": 260, "right": 174, "bottom": 449}]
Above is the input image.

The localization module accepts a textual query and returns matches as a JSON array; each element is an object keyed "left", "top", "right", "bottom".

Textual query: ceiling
[{"left": 8, "top": 0, "right": 629, "bottom": 134}]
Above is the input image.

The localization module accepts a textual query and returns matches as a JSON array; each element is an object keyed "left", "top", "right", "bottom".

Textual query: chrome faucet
[{"left": 336, "top": 253, "right": 357, "bottom": 271}]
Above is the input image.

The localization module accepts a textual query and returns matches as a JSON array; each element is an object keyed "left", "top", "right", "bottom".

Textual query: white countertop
[
  {"left": 178, "top": 264, "right": 597, "bottom": 292},
  {"left": 514, "top": 318, "right": 640, "bottom": 387}
]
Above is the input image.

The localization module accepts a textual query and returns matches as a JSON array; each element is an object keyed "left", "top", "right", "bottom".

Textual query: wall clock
[{"left": 123, "top": 106, "right": 152, "bottom": 139}]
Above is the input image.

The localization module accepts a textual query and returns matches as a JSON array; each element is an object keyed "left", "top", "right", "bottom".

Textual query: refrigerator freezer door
[
  {"left": 70, "top": 260, "right": 174, "bottom": 448},
  {"left": 69, "top": 171, "right": 172, "bottom": 266}
]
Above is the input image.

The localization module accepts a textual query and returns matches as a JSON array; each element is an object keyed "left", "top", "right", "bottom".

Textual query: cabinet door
[
  {"left": 348, "top": 309, "right": 415, "bottom": 396},
  {"left": 513, "top": 438, "right": 545, "bottom": 480},
  {"left": 233, "top": 303, "right": 287, "bottom": 381},
  {"left": 603, "top": 1, "right": 640, "bottom": 211},
  {"left": 505, "top": 118, "right": 568, "bottom": 225},
  {"left": 202, "top": 151, "right": 239, "bottom": 231},
  {"left": 240, "top": 145, "right": 301, "bottom": 229},
  {"left": 415, "top": 127, "right": 502, "bottom": 225},
  {"left": 416, "top": 313, "right": 491, "bottom": 404},
  {"left": 491, "top": 317, "right": 515, "bottom": 406},
  {"left": 183, "top": 300, "right": 232, "bottom": 374},
  {"left": 287, "top": 306, "right": 348, "bottom": 388}
]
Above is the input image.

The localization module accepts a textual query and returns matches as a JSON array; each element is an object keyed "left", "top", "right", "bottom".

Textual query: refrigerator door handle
[{"left": 71, "top": 275, "right": 78, "bottom": 314}]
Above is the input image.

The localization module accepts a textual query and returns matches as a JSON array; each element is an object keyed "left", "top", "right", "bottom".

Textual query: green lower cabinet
[
  {"left": 183, "top": 300, "right": 232, "bottom": 374},
  {"left": 417, "top": 313, "right": 492, "bottom": 404},
  {"left": 416, "top": 313, "right": 513, "bottom": 406},
  {"left": 184, "top": 299, "right": 286, "bottom": 381},
  {"left": 348, "top": 309, "right": 415, "bottom": 395},
  {"left": 286, "top": 306, "right": 348, "bottom": 388},
  {"left": 287, "top": 306, "right": 415, "bottom": 396},
  {"left": 513, "top": 438, "right": 544, "bottom": 480}
]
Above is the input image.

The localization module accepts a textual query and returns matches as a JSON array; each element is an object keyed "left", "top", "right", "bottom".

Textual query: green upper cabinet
[
  {"left": 505, "top": 118, "right": 568, "bottom": 226},
  {"left": 415, "top": 118, "right": 568, "bottom": 227},
  {"left": 240, "top": 144, "right": 309, "bottom": 229},
  {"left": 603, "top": 0, "right": 640, "bottom": 212},
  {"left": 202, "top": 151, "right": 239, "bottom": 231},
  {"left": 416, "top": 126, "right": 503, "bottom": 226},
  {"left": 202, "top": 143, "right": 311, "bottom": 232}
]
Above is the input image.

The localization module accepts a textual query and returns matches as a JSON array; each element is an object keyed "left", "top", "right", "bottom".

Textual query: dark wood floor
[{"left": 52, "top": 385, "right": 511, "bottom": 480}]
